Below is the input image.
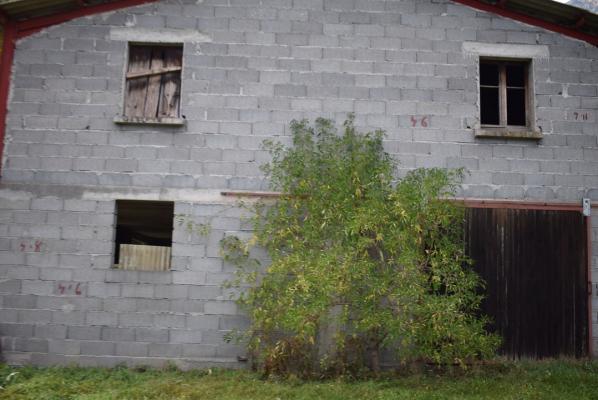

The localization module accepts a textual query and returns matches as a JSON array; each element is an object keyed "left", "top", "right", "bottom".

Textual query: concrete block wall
[
  {"left": 0, "top": 194, "right": 251, "bottom": 367},
  {"left": 0, "top": 0, "right": 596, "bottom": 366}
]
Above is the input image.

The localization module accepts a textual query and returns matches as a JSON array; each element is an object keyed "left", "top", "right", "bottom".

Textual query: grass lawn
[{"left": 1, "top": 360, "right": 598, "bottom": 400}]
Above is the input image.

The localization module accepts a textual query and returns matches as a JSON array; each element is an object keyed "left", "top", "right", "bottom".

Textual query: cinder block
[
  {"left": 170, "top": 329, "right": 203, "bottom": 344},
  {"left": 15, "top": 338, "right": 49, "bottom": 353},
  {"left": 98, "top": 173, "right": 132, "bottom": 186},
  {"left": 186, "top": 314, "right": 220, "bottom": 330},
  {"left": 101, "top": 327, "right": 135, "bottom": 342},
  {"left": 154, "top": 285, "right": 189, "bottom": 299},
  {"left": 121, "top": 284, "right": 154, "bottom": 299},
  {"left": 169, "top": 299, "right": 205, "bottom": 314},
  {"left": 188, "top": 285, "right": 222, "bottom": 300},
  {"left": 0, "top": 279, "right": 21, "bottom": 294},
  {"left": 64, "top": 200, "right": 97, "bottom": 212},
  {"left": 68, "top": 325, "right": 102, "bottom": 341},
  {"left": 103, "top": 298, "right": 136, "bottom": 312},
  {"left": 19, "top": 310, "right": 52, "bottom": 326},
  {"left": 137, "top": 299, "right": 170, "bottom": 313},
  {"left": 0, "top": 323, "right": 34, "bottom": 337},
  {"left": 153, "top": 314, "right": 186, "bottom": 329},
  {"left": 182, "top": 343, "right": 217, "bottom": 358},
  {"left": 149, "top": 343, "right": 182, "bottom": 357},
  {"left": 3, "top": 295, "right": 37, "bottom": 309},
  {"left": 52, "top": 310, "right": 86, "bottom": 325},
  {"left": 31, "top": 198, "right": 63, "bottom": 211},
  {"left": 204, "top": 301, "right": 237, "bottom": 315},
  {"left": 135, "top": 328, "right": 169, "bottom": 343},
  {"left": 0, "top": 309, "right": 19, "bottom": 323},
  {"left": 86, "top": 312, "right": 117, "bottom": 326},
  {"left": 34, "top": 324, "right": 67, "bottom": 339},
  {"left": 22, "top": 280, "right": 54, "bottom": 295},
  {"left": 80, "top": 340, "right": 115, "bottom": 356},
  {"left": 105, "top": 159, "right": 137, "bottom": 173},
  {"left": 48, "top": 339, "right": 81, "bottom": 355},
  {"left": 118, "top": 312, "right": 153, "bottom": 328}
]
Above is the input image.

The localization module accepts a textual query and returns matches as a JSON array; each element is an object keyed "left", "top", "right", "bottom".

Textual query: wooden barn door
[{"left": 466, "top": 208, "right": 589, "bottom": 359}]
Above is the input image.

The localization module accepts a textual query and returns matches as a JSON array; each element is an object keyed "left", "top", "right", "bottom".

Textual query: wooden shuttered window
[{"left": 124, "top": 44, "right": 183, "bottom": 120}]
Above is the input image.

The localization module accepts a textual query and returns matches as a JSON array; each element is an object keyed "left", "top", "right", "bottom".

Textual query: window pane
[
  {"left": 480, "top": 63, "right": 499, "bottom": 86},
  {"left": 506, "top": 64, "right": 525, "bottom": 87},
  {"left": 481, "top": 87, "right": 500, "bottom": 125},
  {"left": 507, "top": 88, "right": 526, "bottom": 126}
]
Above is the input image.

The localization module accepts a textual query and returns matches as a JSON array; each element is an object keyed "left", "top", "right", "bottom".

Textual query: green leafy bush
[{"left": 222, "top": 116, "right": 500, "bottom": 377}]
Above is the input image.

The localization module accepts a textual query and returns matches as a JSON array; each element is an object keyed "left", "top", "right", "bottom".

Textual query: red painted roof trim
[
  {"left": 16, "top": 0, "right": 158, "bottom": 38},
  {"left": 0, "top": 21, "right": 16, "bottom": 175},
  {"left": 452, "top": 0, "right": 598, "bottom": 46}
]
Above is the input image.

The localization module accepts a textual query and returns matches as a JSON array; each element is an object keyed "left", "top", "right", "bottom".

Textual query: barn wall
[{"left": 0, "top": 0, "right": 596, "bottom": 367}]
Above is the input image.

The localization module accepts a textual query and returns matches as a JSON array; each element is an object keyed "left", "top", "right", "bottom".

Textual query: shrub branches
[{"left": 222, "top": 116, "right": 500, "bottom": 377}]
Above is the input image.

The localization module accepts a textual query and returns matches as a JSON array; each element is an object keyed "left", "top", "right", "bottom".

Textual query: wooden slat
[
  {"left": 124, "top": 45, "right": 151, "bottom": 118},
  {"left": 143, "top": 47, "right": 163, "bottom": 118},
  {"left": 499, "top": 64, "right": 508, "bottom": 127},
  {"left": 119, "top": 244, "right": 171, "bottom": 271},
  {"left": 158, "top": 46, "right": 182, "bottom": 118},
  {"left": 466, "top": 208, "right": 588, "bottom": 359},
  {"left": 125, "top": 65, "right": 182, "bottom": 80}
]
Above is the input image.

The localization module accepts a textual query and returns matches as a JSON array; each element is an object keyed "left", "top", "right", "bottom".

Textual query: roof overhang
[
  {"left": 452, "top": 0, "right": 598, "bottom": 46},
  {"left": 0, "top": 0, "right": 158, "bottom": 39},
  {"left": 0, "top": 0, "right": 596, "bottom": 44}
]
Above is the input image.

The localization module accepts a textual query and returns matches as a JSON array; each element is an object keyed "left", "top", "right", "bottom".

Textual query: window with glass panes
[{"left": 480, "top": 60, "right": 529, "bottom": 127}]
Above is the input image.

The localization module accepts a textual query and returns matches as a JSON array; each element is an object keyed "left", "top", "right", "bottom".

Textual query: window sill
[
  {"left": 475, "top": 128, "right": 542, "bottom": 140},
  {"left": 113, "top": 116, "right": 186, "bottom": 126}
]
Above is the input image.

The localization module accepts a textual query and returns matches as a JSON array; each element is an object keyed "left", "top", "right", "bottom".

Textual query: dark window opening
[
  {"left": 507, "top": 88, "right": 526, "bottom": 125},
  {"left": 114, "top": 200, "right": 174, "bottom": 271},
  {"left": 480, "top": 87, "right": 500, "bottom": 125},
  {"left": 480, "top": 60, "right": 529, "bottom": 128},
  {"left": 124, "top": 44, "right": 183, "bottom": 120}
]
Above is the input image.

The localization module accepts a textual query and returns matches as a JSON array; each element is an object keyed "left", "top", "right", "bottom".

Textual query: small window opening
[
  {"left": 124, "top": 44, "right": 183, "bottom": 120},
  {"left": 480, "top": 60, "right": 529, "bottom": 128},
  {"left": 114, "top": 200, "right": 174, "bottom": 271}
]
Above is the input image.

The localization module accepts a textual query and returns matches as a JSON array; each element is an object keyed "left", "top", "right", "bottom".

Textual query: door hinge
[{"left": 582, "top": 198, "right": 591, "bottom": 216}]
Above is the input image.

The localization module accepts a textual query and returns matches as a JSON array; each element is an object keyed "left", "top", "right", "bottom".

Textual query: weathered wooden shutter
[
  {"left": 124, "top": 45, "right": 182, "bottom": 120},
  {"left": 118, "top": 244, "right": 171, "bottom": 271}
]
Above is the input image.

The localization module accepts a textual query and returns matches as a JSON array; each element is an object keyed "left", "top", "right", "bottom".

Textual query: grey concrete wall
[
  {"left": 0, "top": 194, "right": 252, "bottom": 368},
  {"left": 0, "top": 0, "right": 596, "bottom": 366}
]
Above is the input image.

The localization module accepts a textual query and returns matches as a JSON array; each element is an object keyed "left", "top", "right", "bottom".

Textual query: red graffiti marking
[
  {"left": 19, "top": 240, "right": 45, "bottom": 252},
  {"left": 410, "top": 116, "right": 429, "bottom": 127},
  {"left": 56, "top": 282, "right": 83, "bottom": 296},
  {"left": 573, "top": 112, "right": 588, "bottom": 121}
]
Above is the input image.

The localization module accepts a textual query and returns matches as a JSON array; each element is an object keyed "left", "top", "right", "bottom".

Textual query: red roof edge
[
  {"left": 0, "top": 21, "right": 17, "bottom": 176},
  {"left": 452, "top": 0, "right": 598, "bottom": 46},
  {"left": 16, "top": 0, "right": 158, "bottom": 38}
]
